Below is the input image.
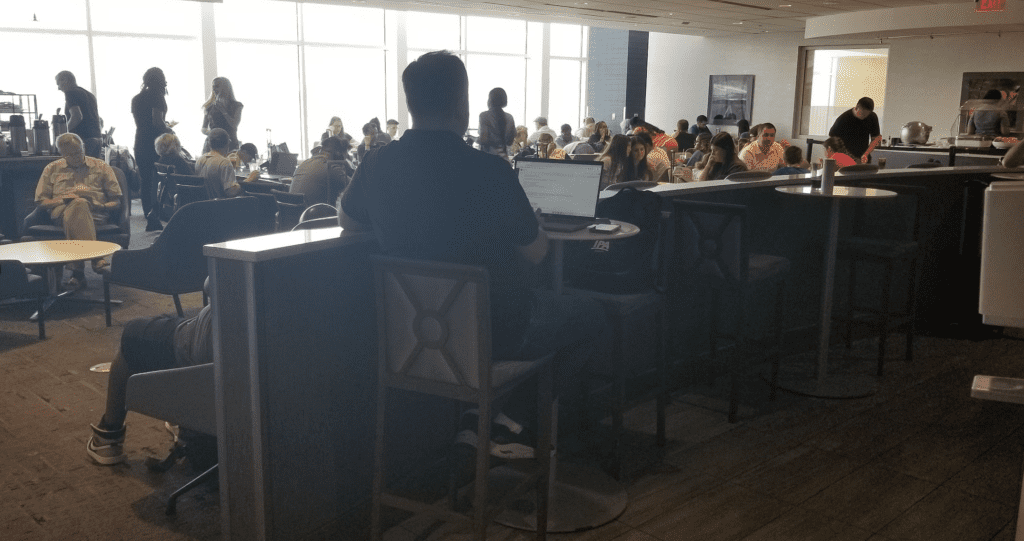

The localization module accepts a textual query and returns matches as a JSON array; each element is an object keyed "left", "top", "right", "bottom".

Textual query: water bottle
[{"left": 820, "top": 158, "right": 837, "bottom": 194}]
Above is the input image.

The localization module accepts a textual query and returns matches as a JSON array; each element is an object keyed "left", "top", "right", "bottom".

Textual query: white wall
[
  {"left": 646, "top": 30, "right": 1024, "bottom": 149},
  {"left": 645, "top": 32, "right": 803, "bottom": 138}
]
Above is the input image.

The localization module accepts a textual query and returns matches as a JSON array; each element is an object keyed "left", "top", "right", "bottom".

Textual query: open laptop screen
[{"left": 515, "top": 158, "right": 604, "bottom": 219}]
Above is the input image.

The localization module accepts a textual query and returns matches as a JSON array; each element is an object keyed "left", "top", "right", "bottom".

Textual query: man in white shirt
[
  {"left": 526, "top": 116, "right": 557, "bottom": 146},
  {"left": 738, "top": 122, "right": 785, "bottom": 171},
  {"left": 574, "top": 117, "right": 595, "bottom": 140}
]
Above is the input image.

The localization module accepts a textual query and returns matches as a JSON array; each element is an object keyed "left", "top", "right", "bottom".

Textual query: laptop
[
  {"left": 515, "top": 157, "right": 605, "bottom": 232},
  {"left": 269, "top": 151, "right": 298, "bottom": 176}
]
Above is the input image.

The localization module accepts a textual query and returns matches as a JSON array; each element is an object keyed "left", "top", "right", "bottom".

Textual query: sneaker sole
[
  {"left": 86, "top": 438, "right": 126, "bottom": 466},
  {"left": 456, "top": 429, "right": 535, "bottom": 460}
]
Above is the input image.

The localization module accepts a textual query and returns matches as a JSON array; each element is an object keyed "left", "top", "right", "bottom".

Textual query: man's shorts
[{"left": 120, "top": 315, "right": 183, "bottom": 373}]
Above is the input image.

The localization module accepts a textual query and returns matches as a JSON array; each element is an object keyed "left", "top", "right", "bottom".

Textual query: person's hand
[
  {"left": 860, "top": 154, "right": 869, "bottom": 164},
  {"left": 244, "top": 170, "right": 261, "bottom": 183},
  {"left": 167, "top": 120, "right": 178, "bottom": 128},
  {"left": 201, "top": 127, "right": 210, "bottom": 135},
  {"left": 535, "top": 207, "right": 546, "bottom": 229},
  {"left": 780, "top": 139, "right": 790, "bottom": 148}
]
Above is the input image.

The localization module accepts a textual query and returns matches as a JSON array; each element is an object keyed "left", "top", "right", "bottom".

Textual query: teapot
[{"left": 900, "top": 121, "right": 933, "bottom": 145}]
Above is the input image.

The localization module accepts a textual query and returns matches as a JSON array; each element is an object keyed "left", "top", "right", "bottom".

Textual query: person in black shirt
[
  {"left": 340, "top": 50, "right": 607, "bottom": 458},
  {"left": 56, "top": 71, "right": 103, "bottom": 158},
  {"left": 132, "top": 67, "right": 173, "bottom": 231},
  {"left": 828, "top": 96, "right": 882, "bottom": 164}
]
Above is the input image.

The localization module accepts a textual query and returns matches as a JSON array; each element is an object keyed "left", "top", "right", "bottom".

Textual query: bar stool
[
  {"left": 835, "top": 182, "right": 924, "bottom": 376},
  {"left": 370, "top": 255, "right": 555, "bottom": 540},
  {"left": 670, "top": 200, "right": 790, "bottom": 423}
]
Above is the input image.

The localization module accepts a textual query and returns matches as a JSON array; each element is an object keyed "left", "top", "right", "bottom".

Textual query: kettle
[{"left": 900, "top": 121, "right": 932, "bottom": 145}]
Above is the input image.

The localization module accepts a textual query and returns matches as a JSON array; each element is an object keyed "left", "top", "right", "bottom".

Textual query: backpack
[
  {"left": 563, "top": 187, "right": 664, "bottom": 294},
  {"left": 106, "top": 145, "right": 141, "bottom": 195}
]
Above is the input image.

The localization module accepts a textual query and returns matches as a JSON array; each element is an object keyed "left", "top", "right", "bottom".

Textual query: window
[{"left": 797, "top": 47, "right": 888, "bottom": 136}]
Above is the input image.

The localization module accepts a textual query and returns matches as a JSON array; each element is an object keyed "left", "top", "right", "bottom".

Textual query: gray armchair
[
  {"left": 103, "top": 197, "right": 258, "bottom": 326},
  {"left": 22, "top": 167, "right": 131, "bottom": 249},
  {"left": 0, "top": 260, "right": 47, "bottom": 339}
]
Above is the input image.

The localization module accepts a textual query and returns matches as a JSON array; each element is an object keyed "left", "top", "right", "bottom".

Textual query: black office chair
[
  {"left": 169, "top": 174, "right": 209, "bottom": 215},
  {"left": 298, "top": 203, "right": 337, "bottom": 222},
  {"left": 725, "top": 170, "right": 773, "bottom": 182},
  {"left": 670, "top": 200, "right": 791, "bottom": 423},
  {"left": 271, "top": 190, "right": 308, "bottom": 232},
  {"left": 23, "top": 167, "right": 132, "bottom": 249},
  {"left": 0, "top": 260, "right": 47, "bottom": 339},
  {"left": 103, "top": 197, "right": 258, "bottom": 325},
  {"left": 834, "top": 182, "right": 925, "bottom": 375}
]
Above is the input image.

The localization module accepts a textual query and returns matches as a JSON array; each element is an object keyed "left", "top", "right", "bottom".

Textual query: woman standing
[
  {"left": 478, "top": 87, "right": 516, "bottom": 160},
  {"left": 131, "top": 67, "right": 172, "bottom": 231},
  {"left": 201, "top": 77, "right": 243, "bottom": 152}
]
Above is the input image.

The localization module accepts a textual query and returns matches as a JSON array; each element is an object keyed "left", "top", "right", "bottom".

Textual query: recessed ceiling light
[
  {"left": 733, "top": 21, "right": 744, "bottom": 24},
  {"left": 779, "top": 4, "right": 792, "bottom": 6}
]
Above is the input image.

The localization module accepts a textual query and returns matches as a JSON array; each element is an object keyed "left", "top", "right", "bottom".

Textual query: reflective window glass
[
  {"left": 405, "top": 11, "right": 460, "bottom": 51},
  {"left": 465, "top": 55, "right": 527, "bottom": 131},
  {"left": 305, "top": 46, "right": 387, "bottom": 148},
  {"left": 1, "top": 33, "right": 90, "bottom": 125},
  {"left": 303, "top": 4, "right": 384, "bottom": 46},
  {"left": 89, "top": 0, "right": 200, "bottom": 36},
  {"left": 549, "top": 59, "right": 583, "bottom": 129},
  {"left": 550, "top": 23, "right": 582, "bottom": 57},
  {"left": 466, "top": 16, "right": 525, "bottom": 55},
  {"left": 1, "top": 0, "right": 87, "bottom": 31},
  {"left": 215, "top": 0, "right": 297, "bottom": 41}
]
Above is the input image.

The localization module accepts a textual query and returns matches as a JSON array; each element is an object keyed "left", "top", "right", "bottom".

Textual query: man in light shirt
[
  {"left": 738, "top": 122, "right": 785, "bottom": 171},
  {"left": 527, "top": 116, "right": 558, "bottom": 146}
]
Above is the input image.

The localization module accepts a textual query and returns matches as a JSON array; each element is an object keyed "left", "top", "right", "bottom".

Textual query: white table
[
  {"left": 774, "top": 186, "right": 896, "bottom": 398},
  {"left": 0, "top": 240, "right": 121, "bottom": 320}
]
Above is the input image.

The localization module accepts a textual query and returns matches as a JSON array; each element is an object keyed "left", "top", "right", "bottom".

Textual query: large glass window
[
  {"left": 798, "top": 47, "right": 888, "bottom": 136},
  {"left": 303, "top": 4, "right": 383, "bottom": 46},
  {"left": 1, "top": 33, "right": 90, "bottom": 121},
  {"left": 548, "top": 59, "right": 584, "bottom": 131},
  {"left": 305, "top": 46, "right": 386, "bottom": 146},
  {"left": 215, "top": 0, "right": 297, "bottom": 41},
  {"left": 89, "top": 0, "right": 200, "bottom": 36},
  {"left": 466, "top": 16, "right": 525, "bottom": 54},
  {"left": 405, "top": 12, "right": 461, "bottom": 51},
  {"left": 465, "top": 55, "right": 527, "bottom": 130},
  {"left": 3, "top": 0, "right": 86, "bottom": 31}
]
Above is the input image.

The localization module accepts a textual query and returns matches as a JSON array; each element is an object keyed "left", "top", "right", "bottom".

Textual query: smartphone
[{"left": 591, "top": 223, "right": 620, "bottom": 234}]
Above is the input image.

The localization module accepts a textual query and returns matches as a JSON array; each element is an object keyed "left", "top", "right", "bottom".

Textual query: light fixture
[
  {"left": 779, "top": 4, "right": 792, "bottom": 7},
  {"left": 733, "top": 21, "right": 744, "bottom": 24}
]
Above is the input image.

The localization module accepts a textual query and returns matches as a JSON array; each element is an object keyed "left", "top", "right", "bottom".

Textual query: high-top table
[
  {"left": 774, "top": 185, "right": 896, "bottom": 398},
  {"left": 545, "top": 219, "right": 639, "bottom": 295},
  {"left": 0, "top": 240, "right": 121, "bottom": 320}
]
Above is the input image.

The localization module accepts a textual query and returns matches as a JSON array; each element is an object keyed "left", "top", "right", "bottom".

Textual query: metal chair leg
[
  {"left": 104, "top": 280, "right": 112, "bottom": 327},
  {"left": 173, "top": 294, "right": 184, "bottom": 317},
  {"left": 877, "top": 260, "right": 895, "bottom": 377},
  {"left": 36, "top": 295, "right": 46, "bottom": 339},
  {"left": 166, "top": 464, "right": 218, "bottom": 516}
]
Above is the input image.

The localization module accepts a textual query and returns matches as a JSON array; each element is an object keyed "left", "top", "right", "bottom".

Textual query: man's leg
[
  {"left": 87, "top": 315, "right": 182, "bottom": 465},
  {"left": 51, "top": 199, "right": 101, "bottom": 288}
]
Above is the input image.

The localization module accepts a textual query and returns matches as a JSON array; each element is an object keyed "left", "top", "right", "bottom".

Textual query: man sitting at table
[
  {"left": 34, "top": 133, "right": 122, "bottom": 290},
  {"left": 738, "top": 122, "right": 785, "bottom": 171},
  {"left": 289, "top": 136, "right": 352, "bottom": 206},
  {"left": 340, "top": 50, "right": 608, "bottom": 458},
  {"left": 196, "top": 128, "right": 258, "bottom": 197},
  {"left": 228, "top": 142, "right": 260, "bottom": 170}
]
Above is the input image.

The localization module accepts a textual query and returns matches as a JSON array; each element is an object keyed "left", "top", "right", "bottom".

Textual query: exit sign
[{"left": 977, "top": 0, "right": 1006, "bottom": 12}]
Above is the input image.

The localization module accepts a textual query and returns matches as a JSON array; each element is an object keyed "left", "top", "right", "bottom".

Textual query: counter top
[{"left": 203, "top": 226, "right": 373, "bottom": 263}]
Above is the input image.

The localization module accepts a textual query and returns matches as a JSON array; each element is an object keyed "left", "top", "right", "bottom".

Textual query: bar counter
[{"left": 203, "top": 164, "right": 1016, "bottom": 540}]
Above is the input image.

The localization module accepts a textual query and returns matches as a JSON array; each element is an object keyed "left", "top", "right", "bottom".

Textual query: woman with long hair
[
  {"left": 698, "top": 132, "right": 748, "bottom": 181},
  {"left": 478, "top": 87, "right": 516, "bottom": 160},
  {"left": 510, "top": 125, "right": 529, "bottom": 156},
  {"left": 597, "top": 134, "right": 634, "bottom": 189},
  {"left": 588, "top": 121, "right": 612, "bottom": 153},
  {"left": 201, "top": 77, "right": 242, "bottom": 152},
  {"left": 823, "top": 136, "right": 858, "bottom": 168},
  {"left": 131, "top": 67, "right": 172, "bottom": 231}
]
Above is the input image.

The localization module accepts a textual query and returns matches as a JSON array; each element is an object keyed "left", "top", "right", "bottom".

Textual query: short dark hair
[
  {"left": 56, "top": 70, "right": 77, "bottom": 86},
  {"left": 696, "top": 115, "right": 708, "bottom": 123},
  {"left": 677, "top": 119, "right": 689, "bottom": 131},
  {"left": 856, "top": 97, "right": 874, "bottom": 111},
  {"left": 362, "top": 122, "right": 375, "bottom": 136},
  {"left": 386, "top": 118, "right": 399, "bottom": 126},
  {"left": 784, "top": 145, "right": 802, "bottom": 165},
  {"left": 321, "top": 135, "right": 349, "bottom": 160},
  {"left": 561, "top": 124, "right": 572, "bottom": 133},
  {"left": 984, "top": 89, "right": 1003, "bottom": 100},
  {"left": 633, "top": 130, "right": 654, "bottom": 150},
  {"left": 402, "top": 51, "right": 468, "bottom": 121},
  {"left": 760, "top": 122, "right": 776, "bottom": 133},
  {"left": 207, "top": 128, "right": 230, "bottom": 151},
  {"left": 238, "top": 143, "right": 259, "bottom": 160}
]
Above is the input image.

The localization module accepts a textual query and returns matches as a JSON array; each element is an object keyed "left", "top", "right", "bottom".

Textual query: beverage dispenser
[{"left": 8, "top": 114, "right": 28, "bottom": 156}]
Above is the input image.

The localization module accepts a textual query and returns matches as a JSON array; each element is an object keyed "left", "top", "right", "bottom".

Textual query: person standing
[
  {"left": 56, "top": 71, "right": 103, "bottom": 158},
  {"left": 201, "top": 77, "right": 243, "bottom": 153},
  {"left": 131, "top": 67, "right": 172, "bottom": 231},
  {"left": 477, "top": 87, "right": 516, "bottom": 160},
  {"left": 828, "top": 96, "right": 882, "bottom": 164}
]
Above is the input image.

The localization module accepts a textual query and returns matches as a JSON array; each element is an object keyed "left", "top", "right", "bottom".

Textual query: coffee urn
[
  {"left": 8, "top": 115, "right": 28, "bottom": 156},
  {"left": 33, "top": 118, "right": 51, "bottom": 155},
  {"left": 52, "top": 110, "right": 68, "bottom": 145}
]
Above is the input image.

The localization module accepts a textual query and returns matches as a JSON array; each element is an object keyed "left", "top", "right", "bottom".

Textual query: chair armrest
[
  {"left": 108, "top": 246, "right": 165, "bottom": 288},
  {"left": 126, "top": 364, "right": 216, "bottom": 435}
]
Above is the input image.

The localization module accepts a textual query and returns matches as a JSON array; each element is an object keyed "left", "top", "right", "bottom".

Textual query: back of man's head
[
  {"left": 56, "top": 70, "right": 77, "bottom": 87},
  {"left": 207, "top": 128, "right": 230, "bottom": 152},
  {"left": 784, "top": 145, "right": 802, "bottom": 166},
  {"left": 321, "top": 135, "right": 349, "bottom": 161},
  {"left": 402, "top": 51, "right": 469, "bottom": 126},
  {"left": 362, "top": 122, "right": 376, "bottom": 136},
  {"left": 560, "top": 124, "right": 572, "bottom": 134},
  {"left": 239, "top": 143, "right": 259, "bottom": 161},
  {"left": 696, "top": 115, "right": 708, "bottom": 123},
  {"left": 856, "top": 97, "right": 874, "bottom": 112},
  {"left": 677, "top": 119, "right": 689, "bottom": 131}
]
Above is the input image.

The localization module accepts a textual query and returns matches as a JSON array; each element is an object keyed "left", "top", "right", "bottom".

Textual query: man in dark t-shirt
[
  {"left": 340, "top": 51, "right": 607, "bottom": 458},
  {"left": 828, "top": 96, "right": 882, "bottom": 164},
  {"left": 56, "top": 71, "right": 103, "bottom": 158}
]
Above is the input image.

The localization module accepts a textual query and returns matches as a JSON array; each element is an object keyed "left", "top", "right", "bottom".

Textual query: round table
[
  {"left": 545, "top": 219, "right": 639, "bottom": 296},
  {"left": 990, "top": 172, "right": 1024, "bottom": 181},
  {"left": 775, "top": 186, "right": 896, "bottom": 398},
  {"left": 0, "top": 240, "right": 121, "bottom": 320}
]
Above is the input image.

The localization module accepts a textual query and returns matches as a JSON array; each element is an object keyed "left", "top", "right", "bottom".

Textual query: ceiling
[{"left": 359, "top": 0, "right": 978, "bottom": 37}]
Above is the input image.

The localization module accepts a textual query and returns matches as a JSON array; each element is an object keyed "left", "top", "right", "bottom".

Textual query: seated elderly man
[
  {"left": 195, "top": 128, "right": 258, "bottom": 197},
  {"left": 289, "top": 136, "right": 353, "bottom": 206},
  {"left": 34, "top": 133, "right": 122, "bottom": 290},
  {"left": 738, "top": 122, "right": 785, "bottom": 171}
]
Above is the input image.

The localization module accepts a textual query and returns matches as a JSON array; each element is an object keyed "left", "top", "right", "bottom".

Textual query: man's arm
[
  {"left": 34, "top": 164, "right": 62, "bottom": 210},
  {"left": 517, "top": 226, "right": 548, "bottom": 265},
  {"left": 862, "top": 135, "right": 883, "bottom": 164},
  {"left": 1001, "top": 139, "right": 1024, "bottom": 168},
  {"left": 67, "top": 106, "right": 83, "bottom": 132}
]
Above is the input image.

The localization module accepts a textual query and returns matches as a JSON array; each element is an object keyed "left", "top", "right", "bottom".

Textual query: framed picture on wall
[
  {"left": 707, "top": 75, "right": 754, "bottom": 126},
  {"left": 959, "top": 72, "right": 1023, "bottom": 134}
]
